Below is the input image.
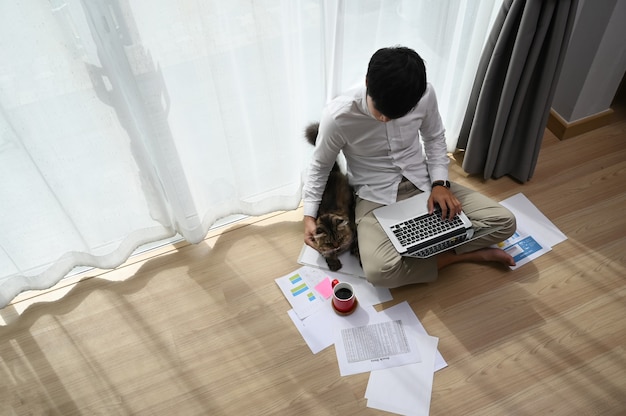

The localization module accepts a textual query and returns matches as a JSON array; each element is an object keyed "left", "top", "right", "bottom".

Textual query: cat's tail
[
  {"left": 304, "top": 122, "right": 341, "bottom": 173},
  {"left": 304, "top": 122, "right": 320, "bottom": 146}
]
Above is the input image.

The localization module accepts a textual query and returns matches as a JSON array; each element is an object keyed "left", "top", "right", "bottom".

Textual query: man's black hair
[{"left": 366, "top": 46, "right": 427, "bottom": 119}]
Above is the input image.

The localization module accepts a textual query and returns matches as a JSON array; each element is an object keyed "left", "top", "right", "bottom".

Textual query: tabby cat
[{"left": 305, "top": 123, "right": 359, "bottom": 271}]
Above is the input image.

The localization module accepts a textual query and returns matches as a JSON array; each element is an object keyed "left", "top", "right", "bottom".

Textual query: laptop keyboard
[
  {"left": 409, "top": 234, "right": 469, "bottom": 257},
  {"left": 391, "top": 207, "right": 465, "bottom": 247}
]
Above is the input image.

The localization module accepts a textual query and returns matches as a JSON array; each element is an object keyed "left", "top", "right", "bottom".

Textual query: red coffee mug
[{"left": 331, "top": 279, "right": 357, "bottom": 315}]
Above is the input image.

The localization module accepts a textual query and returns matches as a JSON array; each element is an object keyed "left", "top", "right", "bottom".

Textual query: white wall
[{"left": 552, "top": 0, "right": 626, "bottom": 122}]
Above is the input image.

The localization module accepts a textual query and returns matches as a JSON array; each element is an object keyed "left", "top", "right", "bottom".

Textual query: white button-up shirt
[{"left": 303, "top": 83, "right": 449, "bottom": 218}]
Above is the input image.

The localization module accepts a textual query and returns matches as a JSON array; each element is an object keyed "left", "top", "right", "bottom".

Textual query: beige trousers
[{"left": 355, "top": 181, "right": 516, "bottom": 288}]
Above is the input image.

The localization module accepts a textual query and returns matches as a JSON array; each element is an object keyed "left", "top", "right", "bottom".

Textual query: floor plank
[{"left": 1, "top": 112, "right": 625, "bottom": 415}]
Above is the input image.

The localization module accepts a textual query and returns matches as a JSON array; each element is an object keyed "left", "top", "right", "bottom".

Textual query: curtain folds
[
  {"left": 1, "top": 0, "right": 502, "bottom": 309},
  {"left": 456, "top": 0, "right": 578, "bottom": 182}
]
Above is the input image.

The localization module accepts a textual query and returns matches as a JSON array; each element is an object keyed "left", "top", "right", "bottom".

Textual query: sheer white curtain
[{"left": 0, "top": 0, "right": 501, "bottom": 308}]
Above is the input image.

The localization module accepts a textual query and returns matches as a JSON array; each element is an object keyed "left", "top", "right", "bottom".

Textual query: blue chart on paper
[{"left": 507, "top": 235, "right": 543, "bottom": 262}]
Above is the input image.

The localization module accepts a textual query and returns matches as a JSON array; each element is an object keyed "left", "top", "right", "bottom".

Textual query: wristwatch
[{"left": 432, "top": 180, "right": 451, "bottom": 189}]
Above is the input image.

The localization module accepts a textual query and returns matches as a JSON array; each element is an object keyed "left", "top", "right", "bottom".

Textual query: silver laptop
[{"left": 373, "top": 191, "right": 496, "bottom": 258}]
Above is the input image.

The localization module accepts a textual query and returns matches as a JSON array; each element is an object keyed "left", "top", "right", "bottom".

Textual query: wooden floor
[{"left": 1, "top": 106, "right": 625, "bottom": 415}]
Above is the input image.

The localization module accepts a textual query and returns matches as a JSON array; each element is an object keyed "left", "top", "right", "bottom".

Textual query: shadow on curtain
[{"left": 456, "top": 0, "right": 578, "bottom": 182}]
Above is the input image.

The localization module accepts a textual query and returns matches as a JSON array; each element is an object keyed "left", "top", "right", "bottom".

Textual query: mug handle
[{"left": 331, "top": 279, "right": 339, "bottom": 288}]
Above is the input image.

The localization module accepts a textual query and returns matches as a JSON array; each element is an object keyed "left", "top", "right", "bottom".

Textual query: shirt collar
[{"left": 355, "top": 87, "right": 373, "bottom": 118}]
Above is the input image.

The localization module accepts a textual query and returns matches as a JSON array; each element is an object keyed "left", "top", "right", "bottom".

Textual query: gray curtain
[{"left": 456, "top": 0, "right": 578, "bottom": 182}]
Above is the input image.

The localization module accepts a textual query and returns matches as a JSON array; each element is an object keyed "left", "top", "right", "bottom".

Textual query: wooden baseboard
[{"left": 547, "top": 108, "right": 614, "bottom": 140}]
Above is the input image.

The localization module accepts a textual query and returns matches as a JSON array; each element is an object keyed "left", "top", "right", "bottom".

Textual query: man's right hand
[{"left": 303, "top": 215, "right": 318, "bottom": 249}]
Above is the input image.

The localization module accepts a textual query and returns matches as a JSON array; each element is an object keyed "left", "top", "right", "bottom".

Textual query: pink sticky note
[{"left": 314, "top": 277, "right": 334, "bottom": 299}]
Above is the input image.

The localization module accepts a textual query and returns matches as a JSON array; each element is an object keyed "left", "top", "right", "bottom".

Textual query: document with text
[{"left": 334, "top": 315, "right": 422, "bottom": 376}]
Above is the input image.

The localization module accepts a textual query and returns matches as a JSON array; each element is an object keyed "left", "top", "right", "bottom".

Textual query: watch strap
[{"left": 432, "top": 180, "right": 451, "bottom": 189}]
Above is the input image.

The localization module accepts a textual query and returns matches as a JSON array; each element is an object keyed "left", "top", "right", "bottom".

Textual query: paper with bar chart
[
  {"left": 275, "top": 266, "right": 330, "bottom": 319},
  {"left": 496, "top": 193, "right": 567, "bottom": 270}
]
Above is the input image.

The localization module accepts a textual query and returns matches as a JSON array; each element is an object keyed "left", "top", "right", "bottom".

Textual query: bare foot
[
  {"left": 437, "top": 247, "right": 515, "bottom": 269},
  {"left": 473, "top": 247, "right": 516, "bottom": 267}
]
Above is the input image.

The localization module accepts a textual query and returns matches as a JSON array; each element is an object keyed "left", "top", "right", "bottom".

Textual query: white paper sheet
[
  {"left": 375, "top": 301, "right": 447, "bottom": 371},
  {"left": 288, "top": 304, "right": 378, "bottom": 354},
  {"left": 334, "top": 317, "right": 423, "bottom": 376},
  {"left": 277, "top": 265, "right": 392, "bottom": 320},
  {"left": 365, "top": 334, "right": 439, "bottom": 416},
  {"left": 275, "top": 266, "right": 329, "bottom": 319},
  {"left": 500, "top": 193, "right": 567, "bottom": 248},
  {"left": 331, "top": 302, "right": 442, "bottom": 376},
  {"left": 496, "top": 193, "right": 567, "bottom": 269},
  {"left": 298, "top": 244, "right": 365, "bottom": 277}
]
